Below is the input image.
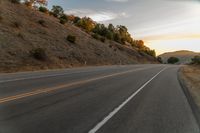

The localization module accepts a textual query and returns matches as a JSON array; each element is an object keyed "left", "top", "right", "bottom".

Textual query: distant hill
[
  {"left": 0, "top": 0, "right": 157, "bottom": 73},
  {"left": 159, "top": 50, "right": 200, "bottom": 64}
]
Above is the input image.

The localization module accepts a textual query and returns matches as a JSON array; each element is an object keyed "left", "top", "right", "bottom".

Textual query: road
[{"left": 0, "top": 64, "right": 199, "bottom": 133}]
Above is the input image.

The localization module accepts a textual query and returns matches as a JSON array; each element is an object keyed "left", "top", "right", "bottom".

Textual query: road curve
[{"left": 0, "top": 64, "right": 199, "bottom": 133}]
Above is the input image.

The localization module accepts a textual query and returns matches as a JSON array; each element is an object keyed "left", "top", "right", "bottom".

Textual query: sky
[{"left": 47, "top": 0, "right": 200, "bottom": 55}]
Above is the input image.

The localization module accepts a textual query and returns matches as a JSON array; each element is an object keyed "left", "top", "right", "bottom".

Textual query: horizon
[{"left": 48, "top": 0, "right": 200, "bottom": 55}]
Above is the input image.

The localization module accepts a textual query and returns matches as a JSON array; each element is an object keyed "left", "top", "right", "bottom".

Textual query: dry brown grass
[
  {"left": 0, "top": 0, "right": 157, "bottom": 73},
  {"left": 180, "top": 65, "right": 200, "bottom": 108}
]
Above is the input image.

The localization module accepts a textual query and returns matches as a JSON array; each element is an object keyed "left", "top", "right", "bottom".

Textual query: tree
[
  {"left": 157, "top": 56, "right": 163, "bottom": 63},
  {"left": 24, "top": 0, "right": 47, "bottom": 8},
  {"left": 76, "top": 17, "right": 95, "bottom": 32},
  {"left": 192, "top": 56, "right": 200, "bottom": 64},
  {"left": 51, "top": 5, "right": 64, "bottom": 18},
  {"left": 167, "top": 57, "right": 179, "bottom": 64},
  {"left": 39, "top": 6, "right": 48, "bottom": 14}
]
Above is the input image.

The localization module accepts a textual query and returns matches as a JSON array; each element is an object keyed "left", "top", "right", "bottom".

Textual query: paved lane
[{"left": 0, "top": 65, "right": 199, "bottom": 133}]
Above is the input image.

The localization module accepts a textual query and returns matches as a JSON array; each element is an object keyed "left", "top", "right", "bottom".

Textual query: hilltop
[
  {"left": 0, "top": 0, "right": 157, "bottom": 73},
  {"left": 159, "top": 50, "right": 200, "bottom": 64}
]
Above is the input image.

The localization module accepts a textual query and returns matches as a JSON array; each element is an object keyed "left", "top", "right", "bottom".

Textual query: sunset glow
[{"left": 48, "top": 0, "right": 200, "bottom": 55}]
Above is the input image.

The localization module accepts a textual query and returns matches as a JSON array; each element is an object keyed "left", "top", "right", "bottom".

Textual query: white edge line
[{"left": 88, "top": 67, "right": 167, "bottom": 133}]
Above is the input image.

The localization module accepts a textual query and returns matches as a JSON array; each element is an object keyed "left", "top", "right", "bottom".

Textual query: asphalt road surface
[{"left": 0, "top": 65, "right": 199, "bottom": 133}]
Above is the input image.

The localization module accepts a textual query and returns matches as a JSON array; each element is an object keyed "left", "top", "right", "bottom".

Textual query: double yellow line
[{"left": 0, "top": 67, "right": 149, "bottom": 104}]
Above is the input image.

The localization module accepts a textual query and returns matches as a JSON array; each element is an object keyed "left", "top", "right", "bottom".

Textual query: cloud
[
  {"left": 105, "top": 0, "right": 129, "bottom": 2},
  {"left": 65, "top": 9, "right": 128, "bottom": 22}
]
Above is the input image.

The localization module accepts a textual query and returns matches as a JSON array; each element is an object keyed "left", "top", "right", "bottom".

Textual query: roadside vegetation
[
  {"left": 15, "top": 0, "right": 156, "bottom": 58},
  {"left": 167, "top": 57, "right": 179, "bottom": 64},
  {"left": 180, "top": 55, "right": 200, "bottom": 111},
  {"left": 0, "top": 0, "right": 158, "bottom": 72},
  {"left": 191, "top": 56, "right": 200, "bottom": 65}
]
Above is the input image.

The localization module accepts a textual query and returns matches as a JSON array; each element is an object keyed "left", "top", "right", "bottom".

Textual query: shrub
[
  {"left": 51, "top": 5, "right": 64, "bottom": 18},
  {"left": 59, "top": 14, "right": 68, "bottom": 24},
  {"left": 59, "top": 18, "right": 67, "bottom": 25},
  {"left": 157, "top": 56, "right": 163, "bottom": 63},
  {"left": 92, "top": 34, "right": 99, "bottom": 40},
  {"left": 31, "top": 48, "right": 47, "bottom": 61},
  {"left": 38, "top": 20, "right": 46, "bottom": 27},
  {"left": 100, "top": 37, "right": 106, "bottom": 43},
  {"left": 39, "top": 6, "right": 48, "bottom": 14},
  {"left": 10, "top": 0, "right": 20, "bottom": 4},
  {"left": 192, "top": 56, "right": 200, "bottom": 64},
  {"left": 0, "top": 16, "right": 2, "bottom": 21},
  {"left": 24, "top": 1, "right": 32, "bottom": 7},
  {"left": 67, "top": 35, "right": 76, "bottom": 43},
  {"left": 17, "top": 32, "right": 24, "bottom": 39},
  {"left": 13, "top": 21, "right": 21, "bottom": 28},
  {"left": 167, "top": 57, "right": 179, "bottom": 64}
]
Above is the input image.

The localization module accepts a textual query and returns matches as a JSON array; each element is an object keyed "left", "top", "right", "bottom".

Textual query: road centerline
[
  {"left": 88, "top": 67, "right": 167, "bottom": 133},
  {"left": 0, "top": 67, "right": 153, "bottom": 104}
]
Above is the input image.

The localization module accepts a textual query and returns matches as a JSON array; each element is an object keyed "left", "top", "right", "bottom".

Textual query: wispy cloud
[
  {"left": 65, "top": 9, "right": 128, "bottom": 22},
  {"left": 105, "top": 0, "right": 129, "bottom": 2}
]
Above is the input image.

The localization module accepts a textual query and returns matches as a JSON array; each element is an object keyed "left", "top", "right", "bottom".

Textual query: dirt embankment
[
  {"left": 0, "top": 0, "right": 157, "bottom": 73},
  {"left": 179, "top": 65, "right": 200, "bottom": 109}
]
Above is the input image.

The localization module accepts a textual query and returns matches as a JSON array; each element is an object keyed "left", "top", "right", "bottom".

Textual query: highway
[{"left": 0, "top": 64, "right": 199, "bottom": 133}]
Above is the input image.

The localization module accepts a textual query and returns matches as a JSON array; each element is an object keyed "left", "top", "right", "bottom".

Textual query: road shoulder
[{"left": 178, "top": 65, "right": 200, "bottom": 127}]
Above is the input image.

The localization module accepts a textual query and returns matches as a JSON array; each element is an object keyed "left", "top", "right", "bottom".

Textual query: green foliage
[
  {"left": 51, "top": 5, "right": 64, "bottom": 18},
  {"left": 31, "top": 48, "right": 47, "bottom": 61},
  {"left": 59, "top": 14, "right": 68, "bottom": 24},
  {"left": 167, "top": 57, "right": 179, "bottom": 64},
  {"left": 38, "top": 20, "right": 46, "bottom": 27},
  {"left": 39, "top": 6, "right": 48, "bottom": 13},
  {"left": 73, "top": 16, "right": 81, "bottom": 24},
  {"left": 192, "top": 56, "right": 200, "bottom": 64},
  {"left": 67, "top": 35, "right": 76, "bottom": 43},
  {"left": 92, "top": 34, "right": 105, "bottom": 43},
  {"left": 157, "top": 56, "right": 163, "bottom": 63},
  {"left": 51, "top": 5, "right": 156, "bottom": 57},
  {"left": 92, "top": 34, "right": 100, "bottom": 40},
  {"left": 10, "top": 0, "right": 20, "bottom": 4},
  {"left": 59, "top": 18, "right": 66, "bottom": 24},
  {"left": 76, "top": 17, "right": 95, "bottom": 32}
]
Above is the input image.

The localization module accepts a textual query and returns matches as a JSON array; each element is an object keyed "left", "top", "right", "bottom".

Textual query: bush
[
  {"left": 59, "top": 14, "right": 68, "bottom": 24},
  {"left": 39, "top": 6, "right": 48, "bottom": 14},
  {"left": 13, "top": 21, "right": 21, "bottom": 28},
  {"left": 38, "top": 20, "right": 46, "bottom": 27},
  {"left": 51, "top": 5, "right": 64, "bottom": 18},
  {"left": 24, "top": 1, "right": 32, "bottom": 7},
  {"left": 92, "top": 34, "right": 99, "bottom": 40},
  {"left": 157, "top": 56, "right": 163, "bottom": 63},
  {"left": 31, "top": 48, "right": 47, "bottom": 61},
  {"left": 59, "top": 18, "right": 67, "bottom": 25},
  {"left": 10, "top": 0, "right": 20, "bottom": 4},
  {"left": 17, "top": 32, "right": 24, "bottom": 39},
  {"left": 192, "top": 56, "right": 200, "bottom": 64},
  {"left": 67, "top": 35, "right": 76, "bottom": 43},
  {"left": 100, "top": 37, "right": 106, "bottom": 43},
  {"left": 167, "top": 57, "right": 179, "bottom": 64},
  {"left": 0, "top": 16, "right": 2, "bottom": 21}
]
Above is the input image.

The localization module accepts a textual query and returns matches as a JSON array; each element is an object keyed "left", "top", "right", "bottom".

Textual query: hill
[
  {"left": 159, "top": 50, "right": 200, "bottom": 64},
  {"left": 0, "top": 0, "right": 157, "bottom": 73}
]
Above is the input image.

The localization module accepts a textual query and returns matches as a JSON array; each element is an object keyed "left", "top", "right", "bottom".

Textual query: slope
[{"left": 0, "top": 0, "right": 156, "bottom": 73}]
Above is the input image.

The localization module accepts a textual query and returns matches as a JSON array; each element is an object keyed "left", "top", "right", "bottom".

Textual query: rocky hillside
[
  {"left": 159, "top": 50, "right": 200, "bottom": 64},
  {"left": 0, "top": 0, "right": 157, "bottom": 73}
]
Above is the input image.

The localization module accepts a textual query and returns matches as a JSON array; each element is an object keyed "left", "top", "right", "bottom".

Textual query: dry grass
[
  {"left": 0, "top": 0, "right": 157, "bottom": 73},
  {"left": 180, "top": 65, "right": 200, "bottom": 108}
]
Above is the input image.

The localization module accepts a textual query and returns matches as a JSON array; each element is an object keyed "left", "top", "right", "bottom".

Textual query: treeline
[{"left": 12, "top": 0, "right": 156, "bottom": 57}]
